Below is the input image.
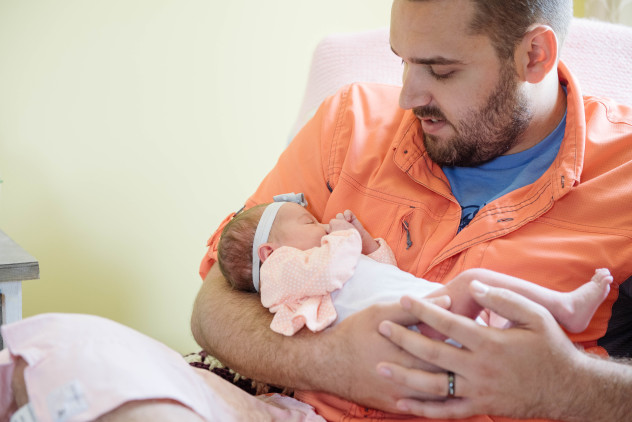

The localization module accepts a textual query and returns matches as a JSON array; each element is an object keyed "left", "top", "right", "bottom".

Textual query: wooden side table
[{"left": 0, "top": 230, "right": 40, "bottom": 349}]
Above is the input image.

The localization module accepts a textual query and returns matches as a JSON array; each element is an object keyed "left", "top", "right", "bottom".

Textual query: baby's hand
[
  {"left": 328, "top": 217, "right": 355, "bottom": 233},
  {"left": 336, "top": 210, "right": 379, "bottom": 254}
]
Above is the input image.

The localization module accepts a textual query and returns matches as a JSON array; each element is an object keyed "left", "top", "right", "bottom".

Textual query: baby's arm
[
  {"left": 260, "top": 230, "right": 363, "bottom": 335},
  {"left": 334, "top": 210, "right": 379, "bottom": 254}
]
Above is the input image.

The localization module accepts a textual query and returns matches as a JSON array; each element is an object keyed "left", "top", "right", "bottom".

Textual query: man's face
[{"left": 390, "top": 0, "right": 533, "bottom": 167}]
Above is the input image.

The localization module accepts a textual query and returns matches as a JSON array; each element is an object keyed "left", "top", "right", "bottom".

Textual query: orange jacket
[{"left": 200, "top": 62, "right": 632, "bottom": 421}]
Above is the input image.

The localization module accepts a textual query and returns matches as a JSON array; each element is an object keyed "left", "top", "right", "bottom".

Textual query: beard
[{"left": 415, "top": 63, "right": 533, "bottom": 167}]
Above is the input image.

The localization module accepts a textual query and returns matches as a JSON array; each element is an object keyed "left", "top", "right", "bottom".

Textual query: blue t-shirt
[{"left": 444, "top": 111, "right": 566, "bottom": 232}]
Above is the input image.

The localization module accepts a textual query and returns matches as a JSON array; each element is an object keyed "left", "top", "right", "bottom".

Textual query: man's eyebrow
[{"left": 390, "top": 46, "right": 464, "bottom": 66}]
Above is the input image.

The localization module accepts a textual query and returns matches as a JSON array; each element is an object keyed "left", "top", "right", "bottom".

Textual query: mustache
[{"left": 413, "top": 105, "right": 447, "bottom": 121}]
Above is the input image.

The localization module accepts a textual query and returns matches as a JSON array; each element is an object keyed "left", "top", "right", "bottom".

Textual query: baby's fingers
[{"left": 343, "top": 210, "right": 355, "bottom": 222}]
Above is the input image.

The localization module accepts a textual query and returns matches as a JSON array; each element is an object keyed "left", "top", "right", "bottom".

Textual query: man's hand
[
  {"left": 317, "top": 299, "right": 451, "bottom": 413},
  {"left": 375, "top": 281, "right": 585, "bottom": 420}
]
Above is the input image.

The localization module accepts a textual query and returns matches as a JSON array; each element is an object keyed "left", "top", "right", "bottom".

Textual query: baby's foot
[{"left": 559, "top": 268, "right": 613, "bottom": 333}]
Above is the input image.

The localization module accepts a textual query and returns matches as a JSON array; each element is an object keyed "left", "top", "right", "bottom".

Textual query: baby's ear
[{"left": 258, "top": 243, "right": 276, "bottom": 263}]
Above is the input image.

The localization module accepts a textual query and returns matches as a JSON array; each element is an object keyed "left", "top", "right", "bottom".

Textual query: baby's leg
[
  {"left": 457, "top": 268, "right": 613, "bottom": 333},
  {"left": 419, "top": 278, "right": 486, "bottom": 338}
]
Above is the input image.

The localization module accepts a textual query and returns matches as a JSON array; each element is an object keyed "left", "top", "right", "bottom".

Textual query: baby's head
[
  {"left": 217, "top": 203, "right": 267, "bottom": 292},
  {"left": 217, "top": 202, "right": 329, "bottom": 292}
]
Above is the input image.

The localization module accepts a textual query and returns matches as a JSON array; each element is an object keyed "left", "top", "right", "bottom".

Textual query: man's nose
[{"left": 399, "top": 67, "right": 432, "bottom": 110}]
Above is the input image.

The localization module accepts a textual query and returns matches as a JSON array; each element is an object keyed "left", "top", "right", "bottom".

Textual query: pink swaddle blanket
[{"left": 0, "top": 313, "right": 324, "bottom": 422}]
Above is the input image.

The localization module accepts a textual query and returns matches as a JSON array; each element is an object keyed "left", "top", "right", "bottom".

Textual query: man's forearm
[
  {"left": 190, "top": 264, "right": 331, "bottom": 390},
  {"left": 191, "top": 264, "right": 444, "bottom": 413},
  {"left": 561, "top": 353, "right": 632, "bottom": 422}
]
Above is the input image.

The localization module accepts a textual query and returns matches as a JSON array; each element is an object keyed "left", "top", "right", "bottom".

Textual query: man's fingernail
[
  {"left": 378, "top": 321, "right": 392, "bottom": 337},
  {"left": 397, "top": 401, "right": 409, "bottom": 411},
  {"left": 471, "top": 280, "right": 489, "bottom": 295}
]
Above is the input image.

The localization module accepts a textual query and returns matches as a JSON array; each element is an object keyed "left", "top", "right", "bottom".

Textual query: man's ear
[
  {"left": 258, "top": 243, "right": 276, "bottom": 263},
  {"left": 515, "top": 25, "right": 558, "bottom": 84}
]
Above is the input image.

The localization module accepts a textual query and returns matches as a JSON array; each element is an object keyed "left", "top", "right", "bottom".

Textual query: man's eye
[{"left": 429, "top": 67, "right": 455, "bottom": 80}]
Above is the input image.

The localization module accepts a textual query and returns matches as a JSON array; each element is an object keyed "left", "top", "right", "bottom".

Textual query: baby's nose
[{"left": 321, "top": 223, "right": 331, "bottom": 233}]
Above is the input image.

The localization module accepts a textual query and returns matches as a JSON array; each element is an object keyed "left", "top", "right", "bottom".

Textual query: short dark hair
[
  {"left": 468, "top": 0, "right": 572, "bottom": 60},
  {"left": 217, "top": 204, "right": 268, "bottom": 292},
  {"left": 409, "top": 0, "right": 573, "bottom": 61}
]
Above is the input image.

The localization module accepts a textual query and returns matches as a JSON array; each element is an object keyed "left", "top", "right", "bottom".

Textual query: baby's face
[{"left": 269, "top": 203, "right": 329, "bottom": 251}]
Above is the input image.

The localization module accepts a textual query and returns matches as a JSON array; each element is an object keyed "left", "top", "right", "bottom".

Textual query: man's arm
[
  {"left": 190, "top": 263, "right": 446, "bottom": 413},
  {"left": 375, "top": 281, "right": 632, "bottom": 421}
]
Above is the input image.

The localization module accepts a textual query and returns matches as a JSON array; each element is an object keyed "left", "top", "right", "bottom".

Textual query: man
[{"left": 192, "top": 0, "right": 632, "bottom": 420}]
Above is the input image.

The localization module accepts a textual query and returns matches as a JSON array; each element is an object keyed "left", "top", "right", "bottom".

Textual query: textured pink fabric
[
  {"left": 260, "top": 229, "right": 396, "bottom": 336},
  {"left": 0, "top": 313, "right": 325, "bottom": 422},
  {"left": 1, "top": 313, "right": 216, "bottom": 422},
  {"left": 260, "top": 229, "right": 361, "bottom": 336}
]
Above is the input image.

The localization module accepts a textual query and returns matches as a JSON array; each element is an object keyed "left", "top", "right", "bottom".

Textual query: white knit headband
[{"left": 251, "top": 193, "right": 307, "bottom": 292}]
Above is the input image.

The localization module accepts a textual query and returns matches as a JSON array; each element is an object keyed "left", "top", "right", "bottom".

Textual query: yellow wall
[
  {"left": 0, "top": 0, "right": 390, "bottom": 353},
  {"left": 574, "top": 0, "right": 585, "bottom": 17}
]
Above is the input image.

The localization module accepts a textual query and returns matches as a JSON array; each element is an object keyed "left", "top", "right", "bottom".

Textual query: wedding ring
[{"left": 447, "top": 371, "right": 456, "bottom": 398}]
